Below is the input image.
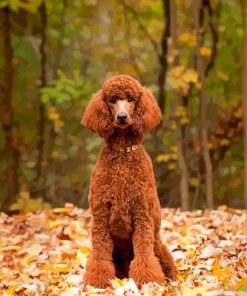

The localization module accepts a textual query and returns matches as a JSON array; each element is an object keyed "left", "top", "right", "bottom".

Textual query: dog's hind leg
[{"left": 154, "top": 236, "right": 177, "bottom": 281}]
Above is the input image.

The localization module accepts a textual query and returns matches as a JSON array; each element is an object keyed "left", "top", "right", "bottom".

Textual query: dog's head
[{"left": 81, "top": 75, "right": 161, "bottom": 139}]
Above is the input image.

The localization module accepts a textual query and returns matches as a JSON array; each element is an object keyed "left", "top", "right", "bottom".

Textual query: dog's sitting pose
[{"left": 81, "top": 75, "right": 176, "bottom": 288}]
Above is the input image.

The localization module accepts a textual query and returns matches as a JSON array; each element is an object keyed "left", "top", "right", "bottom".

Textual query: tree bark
[
  {"left": 35, "top": 1, "right": 47, "bottom": 183},
  {"left": 0, "top": 7, "right": 20, "bottom": 210},
  {"left": 242, "top": 35, "right": 247, "bottom": 208},
  {"left": 157, "top": 0, "right": 170, "bottom": 114},
  {"left": 195, "top": 0, "right": 214, "bottom": 209},
  {"left": 169, "top": 0, "right": 190, "bottom": 210}
]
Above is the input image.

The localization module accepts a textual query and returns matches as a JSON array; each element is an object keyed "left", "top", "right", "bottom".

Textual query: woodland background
[{"left": 0, "top": 0, "right": 246, "bottom": 213}]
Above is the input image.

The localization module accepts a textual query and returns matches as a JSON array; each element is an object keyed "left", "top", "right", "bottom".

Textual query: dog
[{"left": 81, "top": 74, "right": 176, "bottom": 288}]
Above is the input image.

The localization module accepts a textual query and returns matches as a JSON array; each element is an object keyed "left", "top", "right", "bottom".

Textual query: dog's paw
[
  {"left": 83, "top": 257, "right": 115, "bottom": 288},
  {"left": 165, "top": 264, "right": 177, "bottom": 281},
  {"left": 129, "top": 254, "right": 165, "bottom": 288}
]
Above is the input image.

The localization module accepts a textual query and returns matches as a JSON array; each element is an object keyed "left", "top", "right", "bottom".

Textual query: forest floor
[{"left": 0, "top": 204, "right": 246, "bottom": 296}]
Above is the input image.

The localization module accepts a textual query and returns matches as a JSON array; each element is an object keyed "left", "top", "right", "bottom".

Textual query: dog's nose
[{"left": 117, "top": 112, "right": 128, "bottom": 123}]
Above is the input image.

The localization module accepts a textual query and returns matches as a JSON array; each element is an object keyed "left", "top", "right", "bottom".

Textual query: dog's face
[
  {"left": 102, "top": 75, "right": 142, "bottom": 129},
  {"left": 81, "top": 75, "right": 162, "bottom": 139},
  {"left": 106, "top": 94, "right": 135, "bottom": 128}
]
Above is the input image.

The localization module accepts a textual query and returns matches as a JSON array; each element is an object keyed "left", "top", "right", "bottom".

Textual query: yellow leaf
[
  {"left": 170, "top": 146, "right": 178, "bottom": 153},
  {"left": 55, "top": 119, "right": 64, "bottom": 128},
  {"left": 19, "top": 273, "right": 29, "bottom": 282},
  {"left": 56, "top": 266, "right": 70, "bottom": 274},
  {"left": 167, "top": 37, "right": 173, "bottom": 46},
  {"left": 167, "top": 48, "right": 179, "bottom": 64},
  {"left": 182, "top": 285, "right": 208, "bottom": 296},
  {"left": 207, "top": 142, "right": 213, "bottom": 150},
  {"left": 168, "top": 163, "right": 177, "bottom": 170},
  {"left": 200, "top": 47, "right": 212, "bottom": 57},
  {"left": 234, "top": 107, "right": 243, "bottom": 118},
  {"left": 186, "top": 249, "right": 196, "bottom": 258},
  {"left": 195, "top": 81, "right": 202, "bottom": 89},
  {"left": 179, "top": 32, "right": 196, "bottom": 47},
  {"left": 53, "top": 207, "right": 72, "bottom": 214},
  {"left": 171, "top": 121, "right": 177, "bottom": 130},
  {"left": 220, "top": 138, "right": 230, "bottom": 146},
  {"left": 6, "top": 284, "right": 19, "bottom": 296},
  {"left": 172, "top": 66, "right": 184, "bottom": 78},
  {"left": 21, "top": 256, "right": 34, "bottom": 266},
  {"left": 42, "top": 264, "right": 54, "bottom": 270},
  {"left": 176, "top": 106, "right": 187, "bottom": 117},
  {"left": 189, "top": 178, "right": 200, "bottom": 187},
  {"left": 213, "top": 260, "right": 232, "bottom": 282},
  {"left": 9, "top": 191, "right": 50, "bottom": 213},
  {"left": 182, "top": 69, "right": 198, "bottom": 83},
  {"left": 177, "top": 272, "right": 187, "bottom": 281},
  {"left": 218, "top": 204, "right": 228, "bottom": 211},
  {"left": 48, "top": 220, "right": 61, "bottom": 229},
  {"left": 179, "top": 32, "right": 191, "bottom": 43},
  {"left": 48, "top": 112, "right": 60, "bottom": 121},
  {"left": 156, "top": 154, "right": 171, "bottom": 162},
  {"left": 171, "top": 153, "right": 178, "bottom": 160},
  {"left": 123, "top": 64, "right": 135, "bottom": 75},
  {"left": 80, "top": 247, "right": 90, "bottom": 254},
  {"left": 180, "top": 117, "right": 190, "bottom": 125},
  {"left": 217, "top": 71, "right": 229, "bottom": 81},
  {"left": 111, "top": 277, "right": 128, "bottom": 288},
  {"left": 236, "top": 277, "right": 247, "bottom": 289}
]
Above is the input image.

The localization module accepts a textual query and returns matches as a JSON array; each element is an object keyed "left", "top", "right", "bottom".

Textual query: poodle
[{"left": 81, "top": 74, "right": 177, "bottom": 288}]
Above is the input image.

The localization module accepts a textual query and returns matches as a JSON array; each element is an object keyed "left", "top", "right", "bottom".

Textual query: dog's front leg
[
  {"left": 129, "top": 198, "right": 164, "bottom": 288},
  {"left": 83, "top": 203, "right": 115, "bottom": 288}
]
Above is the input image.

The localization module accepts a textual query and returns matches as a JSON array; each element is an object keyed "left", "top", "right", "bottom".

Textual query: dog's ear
[
  {"left": 81, "top": 90, "right": 114, "bottom": 138},
  {"left": 134, "top": 87, "right": 161, "bottom": 132},
  {"left": 141, "top": 87, "right": 162, "bottom": 130}
]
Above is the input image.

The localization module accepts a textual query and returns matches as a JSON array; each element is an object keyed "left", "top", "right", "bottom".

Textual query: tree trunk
[
  {"left": 195, "top": 0, "right": 214, "bottom": 209},
  {"left": 169, "top": 0, "right": 190, "bottom": 210},
  {"left": 177, "top": 122, "right": 190, "bottom": 210},
  {"left": 157, "top": 0, "right": 170, "bottom": 114},
  {"left": 35, "top": 1, "right": 47, "bottom": 183},
  {"left": 0, "top": 7, "right": 20, "bottom": 210},
  {"left": 242, "top": 35, "right": 247, "bottom": 208}
]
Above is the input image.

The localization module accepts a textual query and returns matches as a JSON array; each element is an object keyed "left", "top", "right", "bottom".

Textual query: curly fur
[{"left": 81, "top": 75, "right": 177, "bottom": 288}]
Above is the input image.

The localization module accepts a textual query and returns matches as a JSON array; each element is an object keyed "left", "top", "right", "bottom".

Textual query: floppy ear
[
  {"left": 141, "top": 87, "right": 162, "bottom": 130},
  {"left": 81, "top": 90, "right": 114, "bottom": 139},
  {"left": 133, "top": 87, "right": 162, "bottom": 134}
]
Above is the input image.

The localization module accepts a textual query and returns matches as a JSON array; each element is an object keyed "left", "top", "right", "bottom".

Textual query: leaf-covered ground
[{"left": 0, "top": 204, "right": 246, "bottom": 296}]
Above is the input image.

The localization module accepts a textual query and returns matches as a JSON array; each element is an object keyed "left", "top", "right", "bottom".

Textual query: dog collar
[{"left": 110, "top": 144, "right": 139, "bottom": 153}]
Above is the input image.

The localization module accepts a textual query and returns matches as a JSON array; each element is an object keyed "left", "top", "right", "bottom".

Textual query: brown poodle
[{"left": 81, "top": 75, "right": 177, "bottom": 288}]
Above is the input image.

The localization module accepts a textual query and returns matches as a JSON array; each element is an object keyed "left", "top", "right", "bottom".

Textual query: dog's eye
[
  {"left": 110, "top": 98, "right": 117, "bottom": 104},
  {"left": 128, "top": 96, "right": 134, "bottom": 102}
]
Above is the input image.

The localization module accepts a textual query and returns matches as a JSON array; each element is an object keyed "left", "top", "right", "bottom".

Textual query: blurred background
[{"left": 0, "top": 0, "right": 246, "bottom": 213}]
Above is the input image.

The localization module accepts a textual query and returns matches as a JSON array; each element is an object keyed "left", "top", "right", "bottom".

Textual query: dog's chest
[
  {"left": 109, "top": 199, "right": 133, "bottom": 239},
  {"left": 97, "top": 148, "right": 148, "bottom": 238}
]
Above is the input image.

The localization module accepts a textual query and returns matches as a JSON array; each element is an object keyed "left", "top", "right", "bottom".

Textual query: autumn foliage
[{"left": 0, "top": 204, "right": 246, "bottom": 295}]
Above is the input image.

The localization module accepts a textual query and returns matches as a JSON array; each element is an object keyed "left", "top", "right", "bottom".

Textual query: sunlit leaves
[
  {"left": 41, "top": 70, "right": 96, "bottom": 105},
  {"left": 167, "top": 66, "right": 198, "bottom": 96},
  {"left": 200, "top": 47, "right": 212, "bottom": 57},
  {"left": 189, "top": 178, "right": 200, "bottom": 187},
  {"left": 9, "top": 191, "right": 51, "bottom": 213},
  {"left": 178, "top": 31, "right": 196, "bottom": 47},
  {"left": 0, "top": 205, "right": 246, "bottom": 294},
  {"left": 217, "top": 70, "right": 230, "bottom": 81},
  {"left": 48, "top": 106, "right": 64, "bottom": 128},
  {"left": 0, "top": 0, "right": 42, "bottom": 13}
]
